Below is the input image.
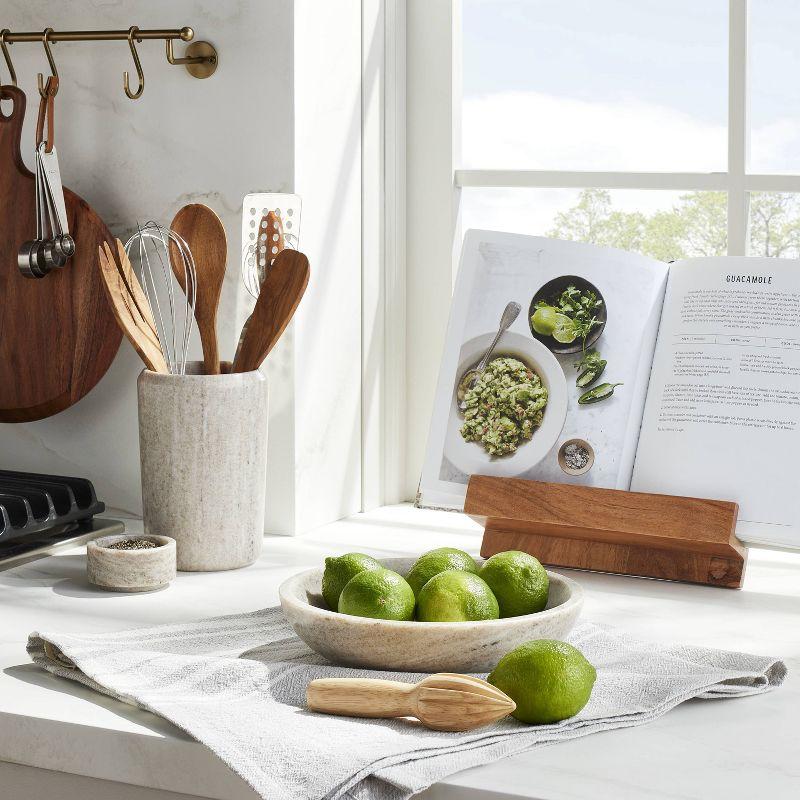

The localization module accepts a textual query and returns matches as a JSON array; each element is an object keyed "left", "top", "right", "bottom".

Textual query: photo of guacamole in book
[{"left": 460, "top": 356, "right": 548, "bottom": 457}]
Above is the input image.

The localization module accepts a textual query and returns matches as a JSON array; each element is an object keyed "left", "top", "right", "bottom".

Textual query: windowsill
[{"left": 0, "top": 503, "right": 797, "bottom": 799}]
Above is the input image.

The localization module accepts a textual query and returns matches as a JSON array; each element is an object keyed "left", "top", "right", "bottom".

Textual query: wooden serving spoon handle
[{"left": 231, "top": 249, "right": 309, "bottom": 373}]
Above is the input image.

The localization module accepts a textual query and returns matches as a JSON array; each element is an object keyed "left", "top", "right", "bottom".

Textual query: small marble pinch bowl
[
  {"left": 558, "top": 438, "right": 595, "bottom": 476},
  {"left": 87, "top": 535, "right": 176, "bottom": 592},
  {"left": 279, "top": 557, "right": 583, "bottom": 672}
]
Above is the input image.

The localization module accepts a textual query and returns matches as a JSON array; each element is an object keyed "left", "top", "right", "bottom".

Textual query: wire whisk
[{"left": 124, "top": 221, "right": 197, "bottom": 375}]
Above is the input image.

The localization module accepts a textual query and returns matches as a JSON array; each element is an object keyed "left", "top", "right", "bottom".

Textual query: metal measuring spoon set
[{"left": 17, "top": 77, "right": 75, "bottom": 279}]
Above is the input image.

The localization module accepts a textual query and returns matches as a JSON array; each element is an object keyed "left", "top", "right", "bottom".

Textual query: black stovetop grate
[{"left": 0, "top": 469, "right": 105, "bottom": 543}]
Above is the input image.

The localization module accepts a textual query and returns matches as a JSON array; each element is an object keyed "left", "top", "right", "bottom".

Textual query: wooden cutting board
[{"left": 0, "top": 86, "right": 121, "bottom": 422}]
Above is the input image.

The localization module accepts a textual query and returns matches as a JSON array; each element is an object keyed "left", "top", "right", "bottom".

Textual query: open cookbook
[{"left": 418, "top": 229, "right": 800, "bottom": 550}]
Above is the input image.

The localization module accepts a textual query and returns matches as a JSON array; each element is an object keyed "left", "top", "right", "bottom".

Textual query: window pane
[
  {"left": 748, "top": 192, "right": 800, "bottom": 257},
  {"left": 461, "top": 0, "right": 728, "bottom": 171},
  {"left": 750, "top": 1, "right": 800, "bottom": 172},
  {"left": 461, "top": 188, "right": 728, "bottom": 261}
]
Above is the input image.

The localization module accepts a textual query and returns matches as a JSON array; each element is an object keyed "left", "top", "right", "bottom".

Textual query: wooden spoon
[
  {"left": 97, "top": 243, "right": 168, "bottom": 373},
  {"left": 169, "top": 204, "right": 227, "bottom": 375},
  {"left": 306, "top": 673, "right": 515, "bottom": 732},
  {"left": 231, "top": 249, "right": 309, "bottom": 373}
]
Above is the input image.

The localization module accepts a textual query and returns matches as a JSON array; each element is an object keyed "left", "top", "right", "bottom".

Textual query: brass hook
[
  {"left": 123, "top": 26, "right": 144, "bottom": 99},
  {"left": 0, "top": 29, "right": 17, "bottom": 87},
  {"left": 37, "top": 28, "right": 58, "bottom": 98}
]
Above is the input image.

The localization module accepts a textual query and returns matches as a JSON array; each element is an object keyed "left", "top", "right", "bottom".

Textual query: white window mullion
[
  {"left": 456, "top": 171, "right": 800, "bottom": 194},
  {"left": 728, "top": 0, "right": 750, "bottom": 256},
  {"left": 361, "top": 0, "right": 408, "bottom": 510},
  {"left": 405, "top": 0, "right": 462, "bottom": 500},
  {"left": 382, "top": 0, "right": 407, "bottom": 505},
  {"left": 455, "top": 170, "right": 727, "bottom": 191},
  {"left": 361, "top": 0, "right": 386, "bottom": 512},
  {"left": 745, "top": 174, "right": 800, "bottom": 192}
]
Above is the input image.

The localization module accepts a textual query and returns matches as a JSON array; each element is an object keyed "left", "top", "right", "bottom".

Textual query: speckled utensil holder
[{"left": 138, "top": 361, "right": 269, "bottom": 571}]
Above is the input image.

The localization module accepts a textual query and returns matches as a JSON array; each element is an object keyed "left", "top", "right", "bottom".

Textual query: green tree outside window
[{"left": 547, "top": 189, "right": 800, "bottom": 261}]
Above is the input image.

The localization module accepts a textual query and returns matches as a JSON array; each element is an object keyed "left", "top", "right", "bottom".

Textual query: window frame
[{"left": 361, "top": 0, "right": 409, "bottom": 509}]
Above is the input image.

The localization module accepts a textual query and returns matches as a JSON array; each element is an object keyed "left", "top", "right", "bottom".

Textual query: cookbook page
[
  {"left": 418, "top": 230, "right": 669, "bottom": 510},
  {"left": 631, "top": 257, "right": 800, "bottom": 549}
]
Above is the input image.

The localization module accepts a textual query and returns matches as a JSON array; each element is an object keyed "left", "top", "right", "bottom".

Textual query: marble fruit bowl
[{"left": 279, "top": 556, "right": 583, "bottom": 672}]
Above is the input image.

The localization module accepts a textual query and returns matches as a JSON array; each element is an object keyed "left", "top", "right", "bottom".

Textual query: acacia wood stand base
[{"left": 465, "top": 476, "right": 746, "bottom": 588}]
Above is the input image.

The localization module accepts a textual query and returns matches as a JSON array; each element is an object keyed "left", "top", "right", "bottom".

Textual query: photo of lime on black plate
[{"left": 529, "top": 275, "right": 607, "bottom": 355}]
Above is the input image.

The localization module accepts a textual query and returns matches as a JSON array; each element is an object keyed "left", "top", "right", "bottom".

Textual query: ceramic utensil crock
[{"left": 138, "top": 361, "right": 268, "bottom": 571}]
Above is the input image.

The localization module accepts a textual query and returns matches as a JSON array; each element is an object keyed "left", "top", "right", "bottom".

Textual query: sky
[{"left": 460, "top": 0, "right": 800, "bottom": 242}]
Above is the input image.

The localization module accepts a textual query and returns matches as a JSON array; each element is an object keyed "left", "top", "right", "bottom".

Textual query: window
[
  {"left": 402, "top": 0, "right": 800, "bottom": 500},
  {"left": 457, "top": 0, "right": 800, "bottom": 259},
  {"left": 461, "top": 188, "right": 729, "bottom": 259},
  {"left": 462, "top": 0, "right": 728, "bottom": 173},
  {"left": 750, "top": 0, "right": 800, "bottom": 173}
]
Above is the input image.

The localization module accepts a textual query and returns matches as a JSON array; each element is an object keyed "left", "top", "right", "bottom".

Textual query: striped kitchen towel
[{"left": 28, "top": 610, "right": 785, "bottom": 800}]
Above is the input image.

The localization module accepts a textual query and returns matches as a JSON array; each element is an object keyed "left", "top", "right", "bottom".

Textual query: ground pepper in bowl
[{"left": 460, "top": 356, "right": 548, "bottom": 457}]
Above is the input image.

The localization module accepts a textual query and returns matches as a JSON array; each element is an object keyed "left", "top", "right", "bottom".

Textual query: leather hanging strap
[{"left": 35, "top": 75, "right": 58, "bottom": 153}]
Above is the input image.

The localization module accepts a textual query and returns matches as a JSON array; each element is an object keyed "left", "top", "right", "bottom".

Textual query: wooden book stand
[{"left": 464, "top": 476, "right": 746, "bottom": 588}]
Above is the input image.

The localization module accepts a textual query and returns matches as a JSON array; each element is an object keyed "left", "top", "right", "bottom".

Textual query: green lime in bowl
[{"left": 279, "top": 556, "right": 583, "bottom": 672}]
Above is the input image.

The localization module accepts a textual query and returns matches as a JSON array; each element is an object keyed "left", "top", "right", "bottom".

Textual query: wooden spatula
[
  {"left": 233, "top": 211, "right": 286, "bottom": 364},
  {"left": 113, "top": 240, "right": 160, "bottom": 344},
  {"left": 97, "top": 243, "right": 168, "bottom": 374},
  {"left": 231, "top": 249, "right": 309, "bottom": 373},
  {"left": 169, "top": 204, "right": 227, "bottom": 375},
  {"left": 306, "top": 673, "right": 515, "bottom": 732}
]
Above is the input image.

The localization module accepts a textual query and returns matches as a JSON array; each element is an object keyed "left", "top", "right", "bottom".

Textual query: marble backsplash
[{"left": 0, "top": 1, "right": 294, "bottom": 520}]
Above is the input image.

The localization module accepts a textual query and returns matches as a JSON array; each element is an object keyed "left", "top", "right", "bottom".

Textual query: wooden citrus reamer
[{"left": 307, "top": 673, "right": 515, "bottom": 732}]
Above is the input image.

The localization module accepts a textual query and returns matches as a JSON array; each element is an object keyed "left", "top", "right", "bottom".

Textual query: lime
[
  {"left": 552, "top": 313, "right": 578, "bottom": 344},
  {"left": 405, "top": 547, "right": 479, "bottom": 597},
  {"left": 488, "top": 640, "right": 596, "bottom": 724},
  {"left": 338, "top": 568, "right": 415, "bottom": 621},
  {"left": 416, "top": 570, "right": 499, "bottom": 622},
  {"left": 322, "top": 552, "right": 383, "bottom": 611},
  {"left": 531, "top": 306, "right": 559, "bottom": 336},
  {"left": 479, "top": 550, "right": 549, "bottom": 617}
]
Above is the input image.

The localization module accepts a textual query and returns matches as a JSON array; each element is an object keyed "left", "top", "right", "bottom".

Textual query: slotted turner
[
  {"left": 241, "top": 192, "right": 301, "bottom": 298},
  {"left": 306, "top": 673, "right": 515, "bottom": 732},
  {"left": 234, "top": 210, "right": 286, "bottom": 364}
]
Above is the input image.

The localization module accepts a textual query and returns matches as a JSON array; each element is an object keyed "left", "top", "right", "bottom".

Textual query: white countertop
[{"left": 1, "top": 505, "right": 798, "bottom": 800}]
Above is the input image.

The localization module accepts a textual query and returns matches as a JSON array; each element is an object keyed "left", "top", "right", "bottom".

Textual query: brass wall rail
[{"left": 0, "top": 26, "right": 218, "bottom": 98}]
